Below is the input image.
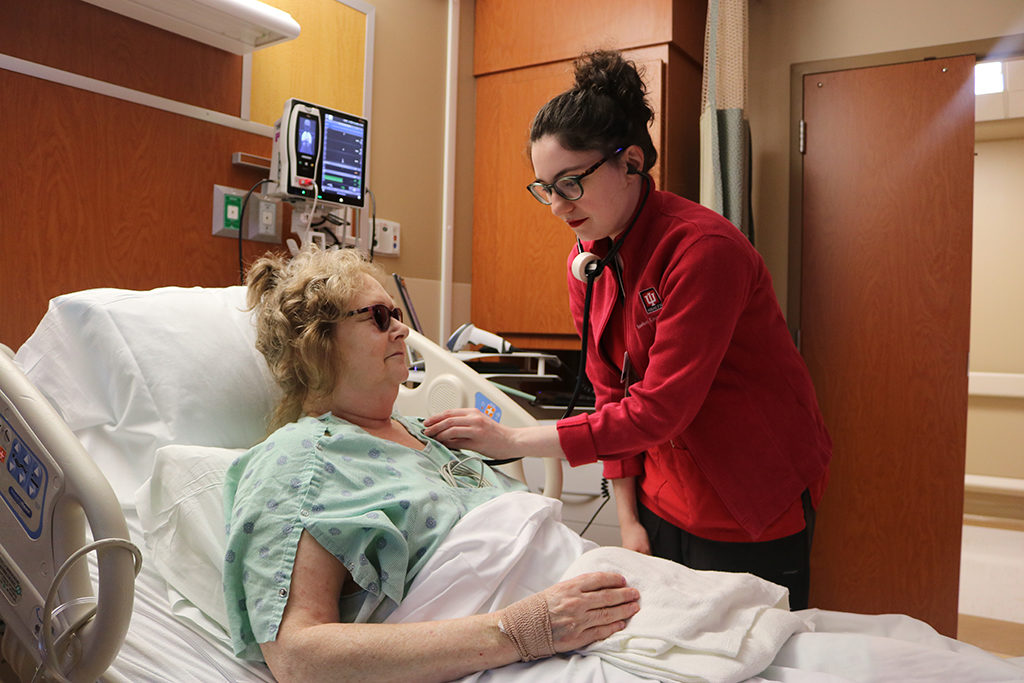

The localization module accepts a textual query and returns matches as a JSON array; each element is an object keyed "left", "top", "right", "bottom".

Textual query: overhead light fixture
[{"left": 81, "top": 0, "right": 301, "bottom": 55}]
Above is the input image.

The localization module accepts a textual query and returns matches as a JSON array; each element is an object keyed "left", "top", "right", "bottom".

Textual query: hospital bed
[{"left": 1, "top": 285, "right": 1022, "bottom": 683}]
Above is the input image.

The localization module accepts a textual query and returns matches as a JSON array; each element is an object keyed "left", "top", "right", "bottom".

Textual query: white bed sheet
[
  {"left": 93, "top": 486, "right": 1024, "bottom": 683},
  {"left": 87, "top": 506, "right": 274, "bottom": 683},
  {"left": 388, "top": 493, "right": 1024, "bottom": 683}
]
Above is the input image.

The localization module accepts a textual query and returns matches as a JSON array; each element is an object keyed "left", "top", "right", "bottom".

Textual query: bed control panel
[{"left": 1, "top": 414, "right": 48, "bottom": 540}]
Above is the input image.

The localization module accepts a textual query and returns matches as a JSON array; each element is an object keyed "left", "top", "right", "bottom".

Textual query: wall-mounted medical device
[{"left": 270, "top": 98, "right": 368, "bottom": 208}]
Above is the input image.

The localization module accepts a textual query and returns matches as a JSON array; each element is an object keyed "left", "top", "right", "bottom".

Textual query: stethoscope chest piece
[{"left": 571, "top": 250, "right": 602, "bottom": 282}]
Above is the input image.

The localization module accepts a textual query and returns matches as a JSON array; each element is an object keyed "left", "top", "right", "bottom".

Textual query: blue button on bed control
[{"left": 474, "top": 392, "right": 502, "bottom": 423}]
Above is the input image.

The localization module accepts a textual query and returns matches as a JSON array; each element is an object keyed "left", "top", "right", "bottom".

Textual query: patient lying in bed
[
  {"left": 227, "top": 247, "right": 647, "bottom": 682},
  {"left": 223, "top": 247, "right": 806, "bottom": 683},
  {"left": 16, "top": 260, "right": 1022, "bottom": 683}
]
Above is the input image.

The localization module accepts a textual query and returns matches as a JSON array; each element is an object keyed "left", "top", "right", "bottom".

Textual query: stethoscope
[{"left": 561, "top": 172, "right": 653, "bottom": 419}]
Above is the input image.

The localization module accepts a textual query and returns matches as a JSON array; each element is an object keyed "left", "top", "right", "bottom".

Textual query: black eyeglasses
[
  {"left": 526, "top": 147, "right": 624, "bottom": 205},
  {"left": 343, "top": 303, "right": 404, "bottom": 332}
]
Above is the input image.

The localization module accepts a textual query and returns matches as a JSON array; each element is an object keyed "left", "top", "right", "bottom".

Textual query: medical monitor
[{"left": 271, "top": 98, "right": 368, "bottom": 208}]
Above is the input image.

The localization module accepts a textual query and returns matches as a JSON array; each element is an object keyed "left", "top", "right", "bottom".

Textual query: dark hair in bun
[{"left": 530, "top": 50, "right": 657, "bottom": 172}]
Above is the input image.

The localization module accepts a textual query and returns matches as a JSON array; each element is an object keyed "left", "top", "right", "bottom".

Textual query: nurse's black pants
[{"left": 637, "top": 490, "right": 815, "bottom": 610}]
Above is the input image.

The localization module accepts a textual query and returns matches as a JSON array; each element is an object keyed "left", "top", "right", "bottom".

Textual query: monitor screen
[
  {"left": 318, "top": 109, "right": 367, "bottom": 208},
  {"left": 296, "top": 112, "right": 318, "bottom": 158}
]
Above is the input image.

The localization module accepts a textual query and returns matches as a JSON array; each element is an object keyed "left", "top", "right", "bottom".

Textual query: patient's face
[{"left": 331, "top": 275, "right": 410, "bottom": 396}]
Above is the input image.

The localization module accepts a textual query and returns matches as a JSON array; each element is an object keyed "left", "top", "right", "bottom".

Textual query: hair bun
[
  {"left": 530, "top": 49, "right": 658, "bottom": 173},
  {"left": 573, "top": 50, "right": 652, "bottom": 125}
]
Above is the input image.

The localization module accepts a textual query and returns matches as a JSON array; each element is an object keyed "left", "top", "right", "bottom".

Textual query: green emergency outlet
[{"left": 223, "top": 194, "right": 242, "bottom": 232}]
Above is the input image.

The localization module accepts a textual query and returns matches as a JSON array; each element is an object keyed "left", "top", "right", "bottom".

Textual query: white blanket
[
  {"left": 124, "top": 486, "right": 1023, "bottom": 682},
  {"left": 387, "top": 492, "right": 1024, "bottom": 683},
  {"left": 387, "top": 492, "right": 808, "bottom": 683},
  {"left": 564, "top": 547, "right": 810, "bottom": 682}
]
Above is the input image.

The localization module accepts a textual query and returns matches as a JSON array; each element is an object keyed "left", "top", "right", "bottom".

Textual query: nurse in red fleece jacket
[{"left": 425, "top": 50, "right": 831, "bottom": 609}]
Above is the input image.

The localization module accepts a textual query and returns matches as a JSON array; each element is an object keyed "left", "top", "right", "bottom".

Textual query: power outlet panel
[
  {"left": 212, "top": 185, "right": 282, "bottom": 243},
  {"left": 247, "top": 197, "right": 282, "bottom": 243},
  {"left": 373, "top": 219, "right": 400, "bottom": 256}
]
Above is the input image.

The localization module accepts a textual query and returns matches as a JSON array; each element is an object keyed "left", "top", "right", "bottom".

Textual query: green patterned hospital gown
[{"left": 222, "top": 412, "right": 527, "bottom": 661}]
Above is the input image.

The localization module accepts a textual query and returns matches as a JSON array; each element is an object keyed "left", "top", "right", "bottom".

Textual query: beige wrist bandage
[{"left": 497, "top": 594, "right": 555, "bottom": 661}]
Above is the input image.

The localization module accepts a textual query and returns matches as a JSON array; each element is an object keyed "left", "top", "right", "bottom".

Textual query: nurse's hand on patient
[{"left": 422, "top": 408, "right": 517, "bottom": 460}]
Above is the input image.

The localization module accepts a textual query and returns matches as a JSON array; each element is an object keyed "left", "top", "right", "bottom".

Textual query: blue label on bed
[{"left": 475, "top": 393, "right": 502, "bottom": 423}]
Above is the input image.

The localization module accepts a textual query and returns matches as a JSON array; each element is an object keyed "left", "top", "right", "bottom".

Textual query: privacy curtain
[{"left": 699, "top": 0, "right": 753, "bottom": 242}]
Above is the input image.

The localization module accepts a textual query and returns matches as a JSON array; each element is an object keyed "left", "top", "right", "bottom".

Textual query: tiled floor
[{"left": 957, "top": 523, "right": 1024, "bottom": 657}]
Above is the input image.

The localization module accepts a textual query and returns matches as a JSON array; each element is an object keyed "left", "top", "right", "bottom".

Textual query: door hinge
[{"left": 799, "top": 120, "right": 806, "bottom": 155}]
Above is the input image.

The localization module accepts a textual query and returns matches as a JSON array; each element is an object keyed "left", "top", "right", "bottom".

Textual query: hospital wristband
[{"left": 497, "top": 594, "right": 555, "bottom": 662}]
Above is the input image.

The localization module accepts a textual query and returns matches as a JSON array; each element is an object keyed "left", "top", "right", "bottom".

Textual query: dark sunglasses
[{"left": 343, "top": 303, "right": 404, "bottom": 332}]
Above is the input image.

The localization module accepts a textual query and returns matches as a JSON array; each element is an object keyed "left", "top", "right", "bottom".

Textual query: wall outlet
[
  {"left": 373, "top": 219, "right": 400, "bottom": 256},
  {"left": 212, "top": 185, "right": 281, "bottom": 243},
  {"left": 246, "top": 197, "right": 282, "bottom": 243}
]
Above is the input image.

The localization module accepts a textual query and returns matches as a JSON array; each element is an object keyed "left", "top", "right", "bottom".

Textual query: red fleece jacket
[{"left": 556, "top": 190, "right": 831, "bottom": 541}]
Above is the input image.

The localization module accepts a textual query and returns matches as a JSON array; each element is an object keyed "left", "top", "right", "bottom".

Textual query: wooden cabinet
[{"left": 471, "top": 0, "right": 706, "bottom": 349}]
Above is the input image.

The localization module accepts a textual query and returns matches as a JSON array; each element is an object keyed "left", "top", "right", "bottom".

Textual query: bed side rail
[
  {"left": 0, "top": 350, "right": 137, "bottom": 682},
  {"left": 397, "top": 330, "right": 563, "bottom": 498}
]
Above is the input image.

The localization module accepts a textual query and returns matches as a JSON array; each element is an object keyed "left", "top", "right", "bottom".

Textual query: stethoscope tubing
[{"left": 561, "top": 174, "right": 653, "bottom": 419}]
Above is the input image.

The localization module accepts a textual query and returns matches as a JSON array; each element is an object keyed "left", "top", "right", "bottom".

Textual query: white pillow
[
  {"left": 135, "top": 443, "right": 241, "bottom": 634},
  {"left": 15, "top": 286, "right": 278, "bottom": 502}
]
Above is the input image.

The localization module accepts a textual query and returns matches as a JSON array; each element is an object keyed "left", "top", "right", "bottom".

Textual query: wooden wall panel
[
  {"left": 0, "top": 70, "right": 280, "bottom": 349},
  {"left": 474, "top": 0, "right": 705, "bottom": 76},
  {"left": 470, "top": 46, "right": 674, "bottom": 346},
  {"left": 0, "top": 0, "right": 242, "bottom": 115},
  {"left": 471, "top": 61, "right": 579, "bottom": 344},
  {"left": 251, "top": 0, "right": 367, "bottom": 124},
  {"left": 663, "top": 46, "right": 703, "bottom": 200}
]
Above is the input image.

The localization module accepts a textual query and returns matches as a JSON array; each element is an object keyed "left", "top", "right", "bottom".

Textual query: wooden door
[{"left": 799, "top": 55, "right": 975, "bottom": 637}]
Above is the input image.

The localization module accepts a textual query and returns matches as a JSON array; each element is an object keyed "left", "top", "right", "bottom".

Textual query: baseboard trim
[
  {"left": 963, "top": 513, "right": 1024, "bottom": 532},
  {"left": 964, "top": 475, "right": 1024, "bottom": 523},
  {"left": 958, "top": 613, "right": 1024, "bottom": 658}
]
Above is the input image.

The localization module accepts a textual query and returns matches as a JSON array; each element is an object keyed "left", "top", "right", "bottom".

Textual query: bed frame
[
  {"left": 399, "top": 329, "right": 563, "bottom": 498},
  {"left": 0, "top": 346, "right": 138, "bottom": 682}
]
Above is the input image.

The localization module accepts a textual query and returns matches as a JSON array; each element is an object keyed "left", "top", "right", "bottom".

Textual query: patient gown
[{"left": 221, "top": 412, "right": 526, "bottom": 661}]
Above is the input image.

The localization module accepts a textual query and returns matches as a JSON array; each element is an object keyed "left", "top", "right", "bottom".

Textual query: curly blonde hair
[{"left": 246, "top": 247, "right": 387, "bottom": 432}]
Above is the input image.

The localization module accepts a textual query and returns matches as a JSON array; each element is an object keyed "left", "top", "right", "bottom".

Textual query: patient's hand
[{"left": 536, "top": 572, "right": 640, "bottom": 652}]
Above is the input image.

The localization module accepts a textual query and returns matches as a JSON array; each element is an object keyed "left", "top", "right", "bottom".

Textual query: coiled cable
[
  {"left": 439, "top": 452, "right": 493, "bottom": 489},
  {"left": 31, "top": 538, "right": 143, "bottom": 683}
]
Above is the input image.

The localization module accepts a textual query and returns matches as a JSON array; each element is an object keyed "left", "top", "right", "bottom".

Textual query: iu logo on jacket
[{"left": 639, "top": 287, "right": 663, "bottom": 314}]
